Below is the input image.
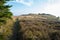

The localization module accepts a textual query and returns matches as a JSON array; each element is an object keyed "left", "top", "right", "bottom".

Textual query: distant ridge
[{"left": 19, "top": 13, "right": 59, "bottom": 21}]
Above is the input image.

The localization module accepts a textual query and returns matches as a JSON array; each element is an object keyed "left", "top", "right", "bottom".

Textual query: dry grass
[
  {"left": 0, "top": 19, "right": 14, "bottom": 40},
  {"left": 0, "top": 15, "right": 60, "bottom": 40},
  {"left": 19, "top": 16, "right": 60, "bottom": 40}
]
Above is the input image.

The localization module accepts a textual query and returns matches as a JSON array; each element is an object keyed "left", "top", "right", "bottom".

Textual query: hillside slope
[
  {"left": 0, "top": 14, "right": 60, "bottom": 40},
  {"left": 18, "top": 14, "right": 60, "bottom": 40}
]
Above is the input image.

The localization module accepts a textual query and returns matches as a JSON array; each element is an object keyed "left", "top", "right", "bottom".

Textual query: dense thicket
[
  {"left": 0, "top": 0, "right": 13, "bottom": 40},
  {"left": 18, "top": 15, "right": 60, "bottom": 40}
]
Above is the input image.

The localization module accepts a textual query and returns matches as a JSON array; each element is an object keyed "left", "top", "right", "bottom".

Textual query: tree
[{"left": 0, "top": 0, "right": 13, "bottom": 25}]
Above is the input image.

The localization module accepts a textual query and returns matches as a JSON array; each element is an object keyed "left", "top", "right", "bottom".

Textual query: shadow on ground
[{"left": 9, "top": 18, "right": 23, "bottom": 40}]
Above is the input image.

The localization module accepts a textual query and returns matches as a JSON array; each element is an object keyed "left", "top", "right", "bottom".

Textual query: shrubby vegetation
[
  {"left": 0, "top": 0, "right": 13, "bottom": 40},
  {"left": 0, "top": 19, "right": 14, "bottom": 40},
  {"left": 19, "top": 14, "right": 60, "bottom": 40},
  {"left": 0, "top": 0, "right": 60, "bottom": 40},
  {"left": 0, "top": 13, "right": 60, "bottom": 40}
]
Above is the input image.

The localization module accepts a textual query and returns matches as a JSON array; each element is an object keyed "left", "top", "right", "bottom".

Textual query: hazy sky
[{"left": 6, "top": 0, "right": 60, "bottom": 16}]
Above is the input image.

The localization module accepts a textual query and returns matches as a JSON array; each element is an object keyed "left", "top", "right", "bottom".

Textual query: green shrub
[{"left": 0, "top": 35, "right": 3, "bottom": 40}]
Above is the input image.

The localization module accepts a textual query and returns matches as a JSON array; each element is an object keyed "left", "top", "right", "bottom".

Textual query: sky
[{"left": 6, "top": 0, "right": 60, "bottom": 16}]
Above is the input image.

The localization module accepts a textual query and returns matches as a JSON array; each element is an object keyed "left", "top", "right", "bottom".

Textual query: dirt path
[{"left": 9, "top": 19, "right": 23, "bottom": 40}]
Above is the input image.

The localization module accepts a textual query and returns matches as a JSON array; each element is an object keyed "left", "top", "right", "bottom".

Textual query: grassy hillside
[
  {"left": 19, "top": 14, "right": 57, "bottom": 21},
  {"left": 18, "top": 14, "right": 60, "bottom": 40},
  {"left": 0, "top": 14, "right": 60, "bottom": 40}
]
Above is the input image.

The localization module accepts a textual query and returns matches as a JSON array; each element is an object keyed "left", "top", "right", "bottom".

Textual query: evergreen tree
[{"left": 0, "top": 0, "right": 13, "bottom": 25}]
